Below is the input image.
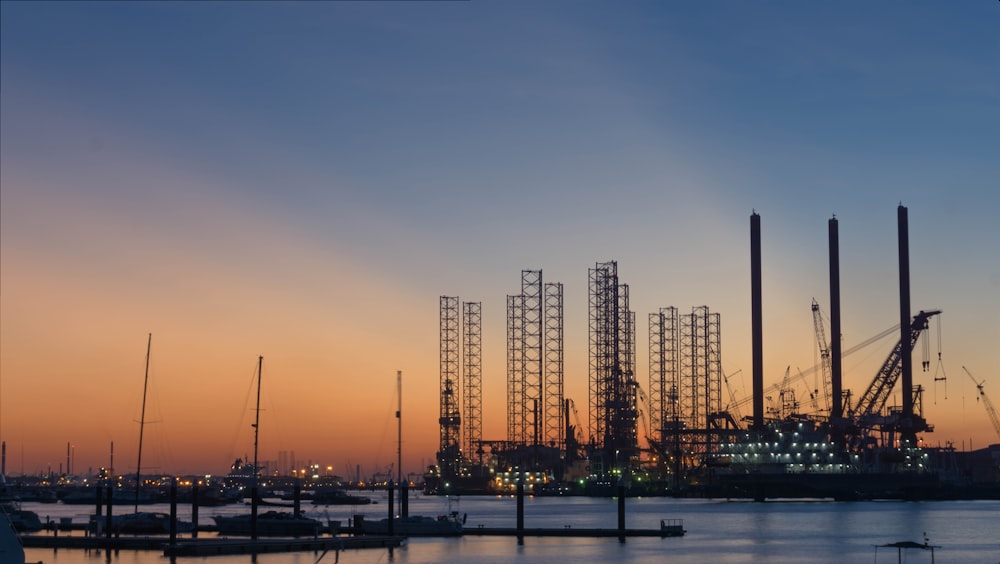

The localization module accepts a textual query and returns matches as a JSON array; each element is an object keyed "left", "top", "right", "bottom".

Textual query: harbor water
[{"left": 20, "top": 494, "right": 1000, "bottom": 563}]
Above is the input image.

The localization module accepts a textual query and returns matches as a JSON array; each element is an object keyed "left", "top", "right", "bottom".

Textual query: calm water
[{"left": 20, "top": 494, "right": 1000, "bottom": 563}]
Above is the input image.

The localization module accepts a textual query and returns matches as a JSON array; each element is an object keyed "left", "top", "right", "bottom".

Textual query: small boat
[
  {"left": 875, "top": 533, "right": 941, "bottom": 563},
  {"left": 0, "top": 511, "right": 24, "bottom": 564},
  {"left": 212, "top": 357, "right": 321, "bottom": 538},
  {"left": 115, "top": 334, "right": 182, "bottom": 530},
  {"left": 311, "top": 488, "right": 371, "bottom": 505},
  {"left": 0, "top": 503, "right": 42, "bottom": 533},
  {"left": 60, "top": 486, "right": 161, "bottom": 505},
  {"left": 357, "top": 371, "right": 464, "bottom": 537},
  {"left": 213, "top": 511, "right": 322, "bottom": 537},
  {"left": 91, "top": 511, "right": 194, "bottom": 535},
  {"left": 178, "top": 485, "right": 243, "bottom": 506},
  {"left": 356, "top": 512, "right": 463, "bottom": 537}
]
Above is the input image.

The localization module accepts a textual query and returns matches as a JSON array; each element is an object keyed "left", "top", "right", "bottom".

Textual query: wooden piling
[
  {"left": 617, "top": 483, "right": 626, "bottom": 543},
  {"left": 104, "top": 486, "right": 113, "bottom": 540},
  {"left": 191, "top": 483, "right": 199, "bottom": 538},
  {"left": 387, "top": 481, "right": 395, "bottom": 536}
]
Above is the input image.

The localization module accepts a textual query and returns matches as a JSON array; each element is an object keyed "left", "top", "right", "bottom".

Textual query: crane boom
[
  {"left": 728, "top": 320, "right": 901, "bottom": 413},
  {"left": 811, "top": 299, "right": 833, "bottom": 413},
  {"left": 963, "top": 366, "right": 1000, "bottom": 442},
  {"left": 855, "top": 310, "right": 941, "bottom": 419}
]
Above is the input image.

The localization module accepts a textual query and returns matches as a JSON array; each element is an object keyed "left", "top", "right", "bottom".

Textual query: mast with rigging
[
  {"left": 134, "top": 333, "right": 152, "bottom": 512},
  {"left": 251, "top": 355, "right": 262, "bottom": 540}
]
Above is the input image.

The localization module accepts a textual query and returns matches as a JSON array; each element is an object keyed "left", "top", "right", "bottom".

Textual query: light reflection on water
[{"left": 21, "top": 495, "right": 1000, "bottom": 563}]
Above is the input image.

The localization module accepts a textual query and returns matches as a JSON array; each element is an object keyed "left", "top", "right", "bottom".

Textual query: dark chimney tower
[
  {"left": 829, "top": 216, "right": 843, "bottom": 419},
  {"left": 898, "top": 205, "right": 914, "bottom": 428},
  {"left": 751, "top": 212, "right": 764, "bottom": 430}
]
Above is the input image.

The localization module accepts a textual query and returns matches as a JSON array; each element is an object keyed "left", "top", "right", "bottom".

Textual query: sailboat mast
[
  {"left": 253, "top": 355, "right": 262, "bottom": 480},
  {"left": 251, "top": 355, "right": 262, "bottom": 540},
  {"left": 397, "top": 370, "right": 402, "bottom": 486},
  {"left": 135, "top": 332, "right": 151, "bottom": 512}
]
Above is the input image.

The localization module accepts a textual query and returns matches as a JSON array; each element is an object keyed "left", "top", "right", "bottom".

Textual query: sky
[{"left": 1, "top": 1, "right": 998, "bottom": 479}]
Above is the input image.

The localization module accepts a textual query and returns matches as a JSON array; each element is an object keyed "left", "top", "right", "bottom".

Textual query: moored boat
[
  {"left": 356, "top": 512, "right": 463, "bottom": 536},
  {"left": 91, "top": 511, "right": 195, "bottom": 535},
  {"left": 213, "top": 511, "right": 322, "bottom": 537},
  {"left": 311, "top": 488, "right": 371, "bottom": 505},
  {"left": 0, "top": 503, "right": 42, "bottom": 532},
  {"left": 59, "top": 486, "right": 162, "bottom": 505},
  {"left": 0, "top": 511, "right": 24, "bottom": 564}
]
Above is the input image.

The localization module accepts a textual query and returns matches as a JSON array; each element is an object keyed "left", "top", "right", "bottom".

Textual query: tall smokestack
[
  {"left": 898, "top": 205, "right": 913, "bottom": 423},
  {"left": 751, "top": 212, "right": 764, "bottom": 430},
  {"left": 829, "top": 216, "right": 843, "bottom": 419}
]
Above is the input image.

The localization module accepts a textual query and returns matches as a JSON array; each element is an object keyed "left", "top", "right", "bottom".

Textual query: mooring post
[
  {"left": 169, "top": 478, "right": 178, "bottom": 544},
  {"left": 294, "top": 478, "right": 302, "bottom": 517},
  {"left": 191, "top": 483, "right": 199, "bottom": 538},
  {"left": 251, "top": 485, "right": 259, "bottom": 541},
  {"left": 617, "top": 482, "right": 626, "bottom": 543},
  {"left": 516, "top": 476, "right": 524, "bottom": 545},
  {"left": 105, "top": 485, "right": 113, "bottom": 539},
  {"left": 387, "top": 481, "right": 395, "bottom": 536},
  {"left": 400, "top": 480, "right": 408, "bottom": 518},
  {"left": 94, "top": 486, "right": 103, "bottom": 536}
]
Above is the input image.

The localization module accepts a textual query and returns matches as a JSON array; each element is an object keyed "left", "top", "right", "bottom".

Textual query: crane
[
  {"left": 721, "top": 369, "right": 744, "bottom": 424},
  {"left": 963, "top": 366, "right": 1000, "bottom": 443},
  {"left": 636, "top": 384, "right": 653, "bottom": 445},
  {"left": 776, "top": 366, "right": 799, "bottom": 418},
  {"left": 729, "top": 316, "right": 905, "bottom": 415},
  {"left": 811, "top": 299, "right": 833, "bottom": 413},
  {"left": 854, "top": 310, "right": 941, "bottom": 420}
]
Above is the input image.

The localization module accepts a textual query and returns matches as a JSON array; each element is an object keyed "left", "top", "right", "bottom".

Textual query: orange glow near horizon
[{"left": 3, "top": 300, "right": 996, "bottom": 479}]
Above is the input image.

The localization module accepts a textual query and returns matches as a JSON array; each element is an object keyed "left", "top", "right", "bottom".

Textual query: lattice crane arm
[
  {"left": 812, "top": 299, "right": 833, "bottom": 413},
  {"left": 729, "top": 320, "right": 901, "bottom": 413},
  {"left": 963, "top": 366, "right": 1000, "bottom": 442},
  {"left": 855, "top": 310, "right": 941, "bottom": 419}
]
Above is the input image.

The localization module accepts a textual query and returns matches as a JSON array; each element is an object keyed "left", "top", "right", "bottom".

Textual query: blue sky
[{"left": 2, "top": 1, "right": 999, "bottom": 474}]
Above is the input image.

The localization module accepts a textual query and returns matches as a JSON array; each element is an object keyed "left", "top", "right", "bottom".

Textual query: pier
[
  {"left": 20, "top": 534, "right": 403, "bottom": 556},
  {"left": 465, "top": 518, "right": 685, "bottom": 538},
  {"left": 163, "top": 536, "right": 401, "bottom": 557}
]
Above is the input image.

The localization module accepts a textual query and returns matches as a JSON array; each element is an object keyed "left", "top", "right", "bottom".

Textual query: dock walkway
[
  {"left": 20, "top": 534, "right": 403, "bottom": 556},
  {"left": 464, "top": 519, "right": 686, "bottom": 538}
]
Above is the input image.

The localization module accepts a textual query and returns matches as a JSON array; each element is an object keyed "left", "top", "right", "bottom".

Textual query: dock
[
  {"left": 163, "top": 536, "right": 402, "bottom": 556},
  {"left": 463, "top": 519, "right": 686, "bottom": 538},
  {"left": 20, "top": 534, "right": 403, "bottom": 556}
]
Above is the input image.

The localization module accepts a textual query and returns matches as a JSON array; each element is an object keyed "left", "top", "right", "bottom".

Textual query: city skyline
[{"left": 2, "top": 1, "right": 998, "bottom": 477}]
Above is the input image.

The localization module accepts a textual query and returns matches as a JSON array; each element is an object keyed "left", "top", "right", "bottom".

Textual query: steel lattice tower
[
  {"left": 588, "top": 261, "right": 638, "bottom": 465},
  {"left": 543, "top": 282, "right": 564, "bottom": 448},
  {"left": 589, "top": 262, "right": 617, "bottom": 446},
  {"left": 506, "top": 294, "right": 525, "bottom": 444},
  {"left": 462, "top": 301, "right": 483, "bottom": 461},
  {"left": 679, "top": 306, "right": 722, "bottom": 430},
  {"left": 617, "top": 286, "right": 638, "bottom": 458},
  {"left": 521, "top": 270, "right": 544, "bottom": 445},
  {"left": 507, "top": 271, "right": 563, "bottom": 449},
  {"left": 649, "top": 307, "right": 679, "bottom": 443},
  {"left": 438, "top": 296, "right": 462, "bottom": 476},
  {"left": 705, "top": 308, "right": 722, "bottom": 429}
]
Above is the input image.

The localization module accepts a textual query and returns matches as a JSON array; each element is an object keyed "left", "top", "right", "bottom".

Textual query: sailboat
[
  {"left": 357, "top": 371, "right": 464, "bottom": 537},
  {"left": 110, "top": 334, "right": 193, "bottom": 534},
  {"left": 213, "top": 356, "right": 322, "bottom": 538}
]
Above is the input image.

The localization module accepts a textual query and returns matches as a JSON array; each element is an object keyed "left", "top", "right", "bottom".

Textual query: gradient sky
[{"left": 2, "top": 1, "right": 998, "bottom": 478}]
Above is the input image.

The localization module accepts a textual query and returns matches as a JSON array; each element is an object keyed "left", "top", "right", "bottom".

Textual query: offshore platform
[{"left": 424, "top": 206, "right": 999, "bottom": 500}]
